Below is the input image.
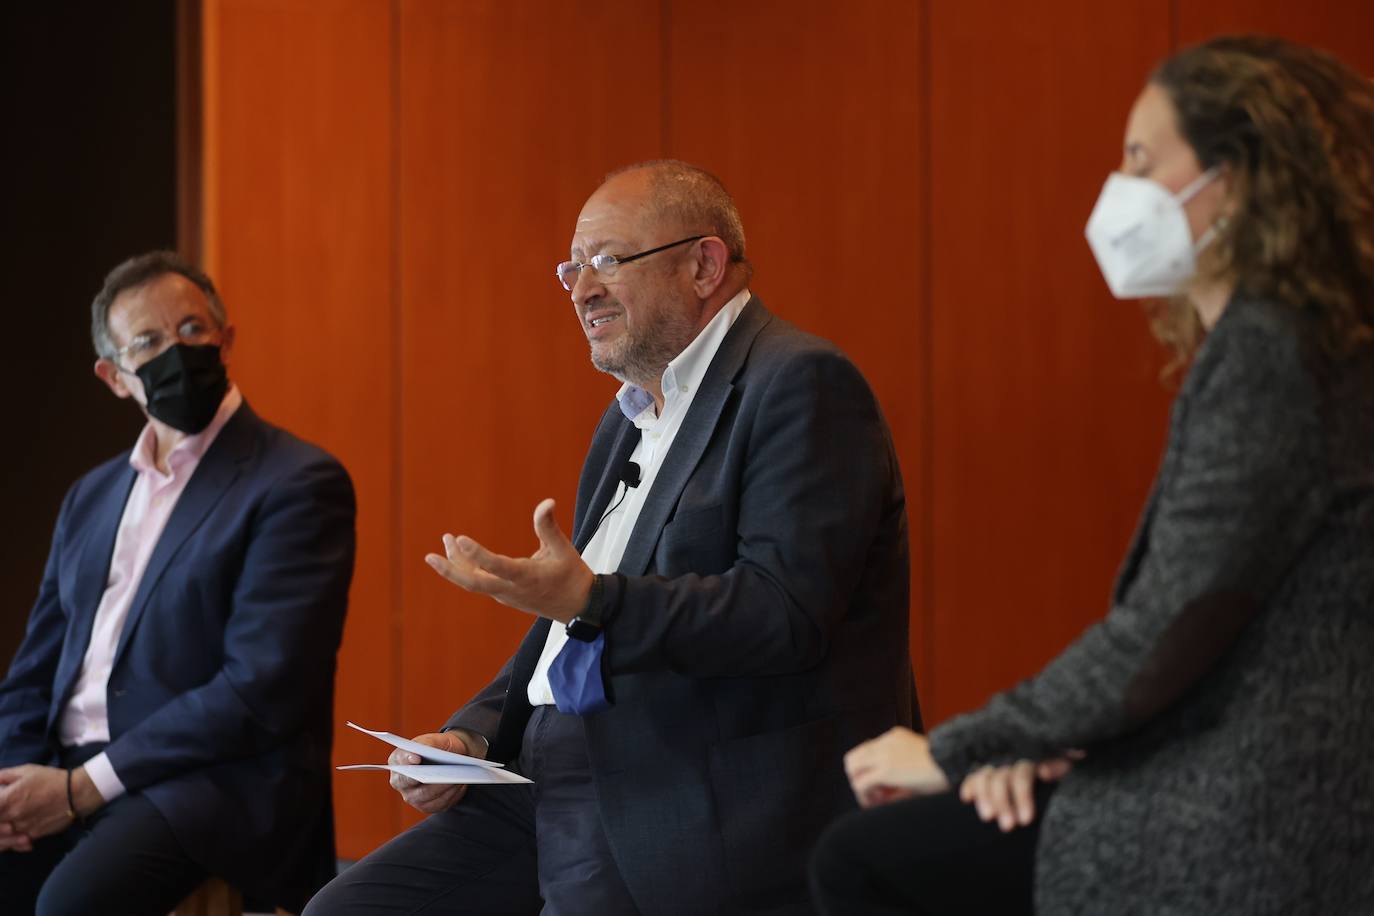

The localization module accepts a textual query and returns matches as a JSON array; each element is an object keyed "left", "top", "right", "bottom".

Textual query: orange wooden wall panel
[
  {"left": 393, "top": 0, "right": 664, "bottom": 826},
  {"left": 1177, "top": 1, "right": 1374, "bottom": 72},
  {"left": 925, "top": 0, "right": 1175, "bottom": 724},
  {"left": 200, "top": 0, "right": 1374, "bottom": 859},
  {"left": 921, "top": 0, "right": 1374, "bottom": 727},
  {"left": 202, "top": 0, "right": 400, "bottom": 856},
  {"left": 666, "top": 0, "right": 929, "bottom": 699}
]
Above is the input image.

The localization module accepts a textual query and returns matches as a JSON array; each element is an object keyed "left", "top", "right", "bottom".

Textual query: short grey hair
[
  {"left": 91, "top": 250, "right": 227, "bottom": 359},
  {"left": 605, "top": 159, "right": 752, "bottom": 278}
]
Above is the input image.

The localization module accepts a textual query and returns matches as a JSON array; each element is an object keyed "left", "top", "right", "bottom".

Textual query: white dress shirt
[
  {"left": 526, "top": 289, "right": 751, "bottom": 706},
  {"left": 58, "top": 386, "right": 243, "bottom": 801}
]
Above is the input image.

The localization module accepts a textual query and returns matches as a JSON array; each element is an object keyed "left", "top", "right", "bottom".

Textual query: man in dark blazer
[
  {"left": 0, "top": 252, "right": 355, "bottom": 915},
  {"left": 306, "top": 161, "right": 915, "bottom": 915}
]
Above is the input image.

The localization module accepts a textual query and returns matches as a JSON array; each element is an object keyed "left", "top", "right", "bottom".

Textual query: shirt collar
[
  {"left": 614, "top": 288, "right": 751, "bottom": 423},
  {"left": 129, "top": 384, "right": 244, "bottom": 476}
]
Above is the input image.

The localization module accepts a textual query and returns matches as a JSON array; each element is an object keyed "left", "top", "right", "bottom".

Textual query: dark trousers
[
  {"left": 0, "top": 746, "right": 205, "bottom": 916},
  {"left": 304, "top": 705, "right": 639, "bottom": 915},
  {"left": 809, "top": 784, "right": 1052, "bottom": 916}
]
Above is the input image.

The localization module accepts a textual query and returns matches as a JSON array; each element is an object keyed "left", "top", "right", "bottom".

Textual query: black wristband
[
  {"left": 566, "top": 574, "right": 605, "bottom": 642},
  {"left": 65, "top": 767, "right": 79, "bottom": 824}
]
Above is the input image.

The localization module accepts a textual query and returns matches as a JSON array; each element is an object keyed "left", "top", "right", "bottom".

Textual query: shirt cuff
[{"left": 81, "top": 751, "right": 127, "bottom": 803}]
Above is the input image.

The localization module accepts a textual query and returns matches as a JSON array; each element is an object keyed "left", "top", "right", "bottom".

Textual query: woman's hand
[
  {"left": 959, "top": 753, "right": 1079, "bottom": 831},
  {"left": 843, "top": 727, "right": 951, "bottom": 808}
]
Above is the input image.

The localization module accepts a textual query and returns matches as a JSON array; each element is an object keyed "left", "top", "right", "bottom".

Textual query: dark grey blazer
[
  {"left": 448, "top": 296, "right": 918, "bottom": 915},
  {"left": 931, "top": 295, "right": 1374, "bottom": 914}
]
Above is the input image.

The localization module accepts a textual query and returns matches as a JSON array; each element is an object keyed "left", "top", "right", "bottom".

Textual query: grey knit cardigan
[{"left": 930, "top": 294, "right": 1374, "bottom": 915}]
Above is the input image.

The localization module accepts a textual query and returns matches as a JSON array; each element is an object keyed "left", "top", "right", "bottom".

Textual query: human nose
[{"left": 569, "top": 264, "right": 605, "bottom": 309}]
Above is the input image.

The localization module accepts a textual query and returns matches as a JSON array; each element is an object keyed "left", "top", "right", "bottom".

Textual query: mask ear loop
[
  {"left": 1194, "top": 214, "right": 1231, "bottom": 253},
  {"left": 1176, "top": 166, "right": 1222, "bottom": 205},
  {"left": 1176, "top": 166, "right": 1226, "bottom": 252}
]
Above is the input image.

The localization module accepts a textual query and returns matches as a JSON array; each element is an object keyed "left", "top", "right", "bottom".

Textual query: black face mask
[{"left": 134, "top": 343, "right": 229, "bottom": 434}]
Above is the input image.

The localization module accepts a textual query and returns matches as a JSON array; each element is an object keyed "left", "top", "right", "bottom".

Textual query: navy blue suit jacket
[
  {"left": 0, "top": 402, "right": 355, "bottom": 911},
  {"left": 449, "top": 298, "right": 918, "bottom": 915}
]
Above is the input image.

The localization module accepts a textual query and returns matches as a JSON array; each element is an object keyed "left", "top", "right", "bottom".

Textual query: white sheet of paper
[
  {"left": 346, "top": 721, "right": 503, "bottom": 768},
  {"left": 336, "top": 763, "right": 532, "bottom": 785}
]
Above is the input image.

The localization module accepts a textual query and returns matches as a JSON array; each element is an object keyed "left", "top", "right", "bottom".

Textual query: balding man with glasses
[
  {"left": 307, "top": 160, "right": 918, "bottom": 916},
  {"left": 0, "top": 251, "right": 355, "bottom": 915}
]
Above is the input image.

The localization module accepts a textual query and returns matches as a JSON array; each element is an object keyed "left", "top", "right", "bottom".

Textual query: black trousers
[
  {"left": 809, "top": 784, "right": 1052, "bottom": 916},
  {"left": 304, "top": 705, "right": 640, "bottom": 916},
  {"left": 0, "top": 746, "right": 205, "bottom": 916}
]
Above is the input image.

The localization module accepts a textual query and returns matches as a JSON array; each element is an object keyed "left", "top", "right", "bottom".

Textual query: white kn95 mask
[{"left": 1085, "top": 168, "right": 1220, "bottom": 299}]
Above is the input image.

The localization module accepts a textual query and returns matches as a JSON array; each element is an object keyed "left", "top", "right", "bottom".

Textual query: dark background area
[{"left": 1, "top": 3, "right": 177, "bottom": 671}]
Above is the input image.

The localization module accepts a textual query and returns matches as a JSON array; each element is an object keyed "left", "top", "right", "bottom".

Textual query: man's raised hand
[{"left": 425, "top": 498, "right": 593, "bottom": 624}]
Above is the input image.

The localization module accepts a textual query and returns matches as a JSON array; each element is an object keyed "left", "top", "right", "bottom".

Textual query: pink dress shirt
[{"left": 57, "top": 386, "right": 243, "bottom": 801}]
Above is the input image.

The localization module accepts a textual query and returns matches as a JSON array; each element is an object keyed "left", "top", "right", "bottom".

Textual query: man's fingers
[
  {"left": 388, "top": 771, "right": 421, "bottom": 791},
  {"left": 386, "top": 747, "right": 424, "bottom": 767},
  {"left": 425, "top": 552, "right": 466, "bottom": 585},
  {"left": 451, "top": 535, "right": 522, "bottom": 581},
  {"left": 421, "top": 785, "right": 467, "bottom": 813},
  {"left": 532, "top": 499, "right": 573, "bottom": 551},
  {"left": 426, "top": 541, "right": 510, "bottom": 596},
  {"left": 402, "top": 783, "right": 466, "bottom": 814},
  {"left": 402, "top": 784, "right": 444, "bottom": 805}
]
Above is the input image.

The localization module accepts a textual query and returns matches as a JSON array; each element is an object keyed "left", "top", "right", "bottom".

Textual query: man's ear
[
  {"left": 691, "top": 237, "right": 731, "bottom": 300},
  {"left": 218, "top": 323, "right": 237, "bottom": 365},
  {"left": 94, "top": 358, "right": 134, "bottom": 400}
]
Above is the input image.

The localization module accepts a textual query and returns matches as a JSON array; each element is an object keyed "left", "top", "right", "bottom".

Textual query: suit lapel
[
  {"left": 505, "top": 299, "right": 769, "bottom": 718},
  {"left": 61, "top": 465, "right": 137, "bottom": 696},
  {"left": 573, "top": 422, "right": 638, "bottom": 551},
  {"left": 111, "top": 406, "right": 259, "bottom": 668},
  {"left": 512, "top": 618, "right": 553, "bottom": 683},
  {"left": 617, "top": 297, "right": 770, "bottom": 576}
]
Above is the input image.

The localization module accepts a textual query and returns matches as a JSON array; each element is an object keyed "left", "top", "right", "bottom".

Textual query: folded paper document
[
  {"left": 337, "top": 721, "right": 533, "bottom": 785},
  {"left": 344, "top": 721, "right": 504, "bottom": 766},
  {"left": 337, "top": 763, "right": 532, "bottom": 785}
]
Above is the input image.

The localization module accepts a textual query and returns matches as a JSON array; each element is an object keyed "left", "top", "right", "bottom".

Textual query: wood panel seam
[
  {"left": 916, "top": 0, "right": 937, "bottom": 722},
  {"left": 388, "top": 0, "right": 405, "bottom": 840},
  {"left": 660, "top": 0, "right": 672, "bottom": 154}
]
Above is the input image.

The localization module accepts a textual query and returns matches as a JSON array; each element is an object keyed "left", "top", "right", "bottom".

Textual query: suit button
[{"left": 112, "top": 689, "right": 127, "bottom": 698}]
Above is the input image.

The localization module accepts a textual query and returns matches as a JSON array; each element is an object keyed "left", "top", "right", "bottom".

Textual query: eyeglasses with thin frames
[
  {"left": 556, "top": 235, "right": 704, "bottom": 292},
  {"left": 109, "top": 317, "right": 221, "bottom": 372}
]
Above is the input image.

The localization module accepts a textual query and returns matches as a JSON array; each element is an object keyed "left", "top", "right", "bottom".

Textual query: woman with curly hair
[{"left": 812, "top": 35, "right": 1374, "bottom": 915}]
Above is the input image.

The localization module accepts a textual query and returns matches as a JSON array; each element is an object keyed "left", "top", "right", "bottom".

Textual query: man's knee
[
  {"left": 300, "top": 875, "right": 345, "bottom": 916},
  {"left": 35, "top": 877, "right": 102, "bottom": 916}
]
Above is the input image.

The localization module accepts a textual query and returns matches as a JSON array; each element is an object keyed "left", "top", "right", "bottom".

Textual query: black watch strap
[{"left": 566, "top": 573, "right": 605, "bottom": 642}]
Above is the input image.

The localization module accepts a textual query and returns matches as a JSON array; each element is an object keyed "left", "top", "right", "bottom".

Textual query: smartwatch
[{"left": 566, "top": 573, "right": 606, "bottom": 642}]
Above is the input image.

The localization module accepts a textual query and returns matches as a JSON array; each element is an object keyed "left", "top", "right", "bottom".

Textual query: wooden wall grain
[{"left": 199, "top": 0, "right": 1374, "bottom": 858}]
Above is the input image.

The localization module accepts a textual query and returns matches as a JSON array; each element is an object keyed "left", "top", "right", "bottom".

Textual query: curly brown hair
[{"left": 1147, "top": 36, "right": 1374, "bottom": 370}]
